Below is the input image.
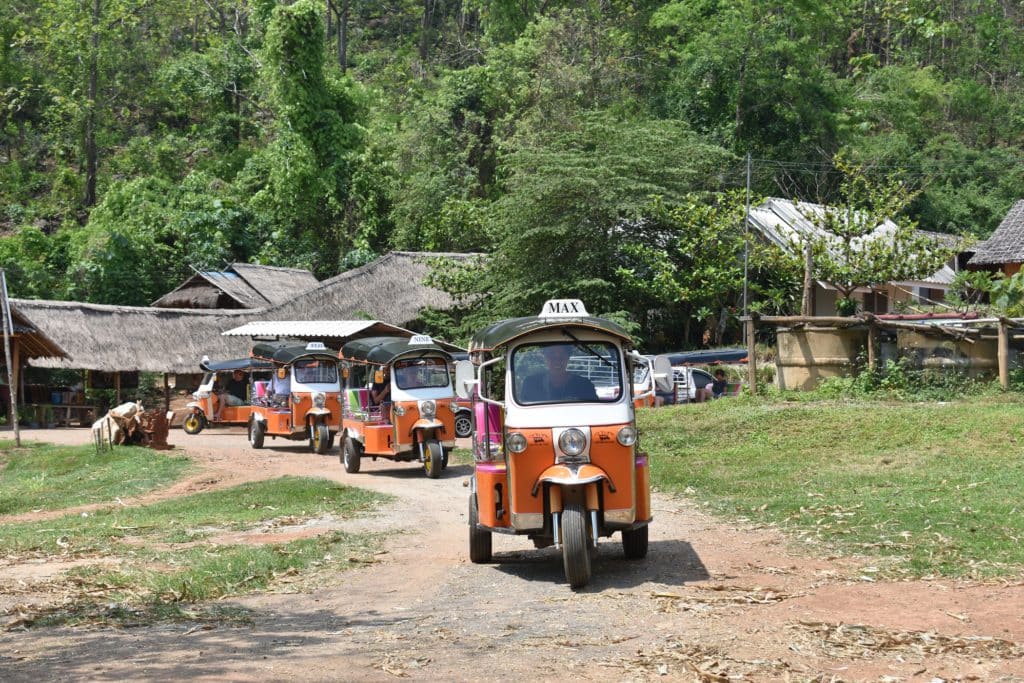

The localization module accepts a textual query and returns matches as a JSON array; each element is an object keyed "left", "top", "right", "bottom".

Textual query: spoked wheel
[
  {"left": 249, "top": 419, "right": 265, "bottom": 449},
  {"left": 454, "top": 411, "right": 473, "bottom": 438},
  {"left": 182, "top": 412, "right": 205, "bottom": 435},
  {"left": 423, "top": 440, "right": 444, "bottom": 479},
  {"left": 342, "top": 437, "right": 362, "bottom": 473},
  {"left": 622, "top": 525, "right": 649, "bottom": 559},
  {"left": 313, "top": 423, "right": 330, "bottom": 454},
  {"left": 560, "top": 503, "right": 592, "bottom": 589},
  {"left": 468, "top": 494, "right": 492, "bottom": 563}
]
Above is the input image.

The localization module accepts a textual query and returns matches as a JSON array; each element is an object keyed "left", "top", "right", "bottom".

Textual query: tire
[
  {"left": 327, "top": 432, "right": 335, "bottom": 451},
  {"left": 454, "top": 411, "right": 473, "bottom": 438},
  {"left": 560, "top": 503, "right": 592, "bottom": 589},
  {"left": 622, "top": 525, "right": 649, "bottom": 560},
  {"left": 182, "top": 412, "right": 204, "bottom": 435},
  {"left": 441, "top": 448, "right": 450, "bottom": 470},
  {"left": 468, "top": 494, "right": 492, "bottom": 563},
  {"left": 249, "top": 419, "right": 265, "bottom": 449},
  {"left": 424, "top": 440, "right": 443, "bottom": 479},
  {"left": 313, "top": 423, "right": 330, "bottom": 454},
  {"left": 342, "top": 437, "right": 362, "bottom": 473}
]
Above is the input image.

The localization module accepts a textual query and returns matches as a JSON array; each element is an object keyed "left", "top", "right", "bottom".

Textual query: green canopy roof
[
  {"left": 469, "top": 315, "right": 632, "bottom": 353},
  {"left": 251, "top": 339, "right": 339, "bottom": 365},
  {"left": 340, "top": 335, "right": 452, "bottom": 365}
]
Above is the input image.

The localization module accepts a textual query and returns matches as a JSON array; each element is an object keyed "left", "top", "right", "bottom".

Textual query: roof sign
[
  {"left": 538, "top": 299, "right": 588, "bottom": 318},
  {"left": 305, "top": 341, "right": 327, "bottom": 351},
  {"left": 409, "top": 334, "right": 434, "bottom": 345}
]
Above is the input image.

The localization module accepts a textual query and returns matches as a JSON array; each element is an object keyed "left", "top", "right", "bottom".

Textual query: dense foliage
[{"left": 3, "top": 0, "right": 1023, "bottom": 344}]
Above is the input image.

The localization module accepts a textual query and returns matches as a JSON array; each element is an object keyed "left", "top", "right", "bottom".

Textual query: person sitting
[
  {"left": 519, "top": 344, "right": 597, "bottom": 404},
  {"left": 710, "top": 368, "right": 729, "bottom": 399},
  {"left": 270, "top": 367, "right": 291, "bottom": 405},
  {"left": 214, "top": 369, "right": 249, "bottom": 420},
  {"left": 369, "top": 367, "right": 391, "bottom": 421}
]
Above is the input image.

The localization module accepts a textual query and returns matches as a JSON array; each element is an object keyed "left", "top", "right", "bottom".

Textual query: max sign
[{"left": 539, "top": 299, "right": 589, "bottom": 318}]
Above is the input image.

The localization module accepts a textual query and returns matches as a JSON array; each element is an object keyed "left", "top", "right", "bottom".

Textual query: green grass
[
  {"left": 0, "top": 476, "right": 390, "bottom": 624},
  {"left": 0, "top": 440, "right": 191, "bottom": 515},
  {"left": 640, "top": 395, "right": 1024, "bottom": 578}
]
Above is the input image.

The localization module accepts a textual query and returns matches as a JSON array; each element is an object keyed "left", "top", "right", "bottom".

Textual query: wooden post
[
  {"left": 115, "top": 372, "right": 121, "bottom": 404},
  {"left": 745, "top": 317, "right": 757, "bottom": 395},
  {"left": 998, "top": 318, "right": 1009, "bottom": 390},
  {"left": 1, "top": 269, "right": 20, "bottom": 445},
  {"left": 801, "top": 243, "right": 813, "bottom": 316},
  {"left": 163, "top": 373, "right": 170, "bottom": 413},
  {"left": 866, "top": 321, "right": 877, "bottom": 372}
]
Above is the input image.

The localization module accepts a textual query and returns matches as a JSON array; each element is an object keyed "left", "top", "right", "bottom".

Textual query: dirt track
[{"left": 2, "top": 427, "right": 1024, "bottom": 682}]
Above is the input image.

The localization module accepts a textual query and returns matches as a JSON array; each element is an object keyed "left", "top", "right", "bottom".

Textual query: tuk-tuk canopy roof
[
  {"left": 200, "top": 356, "right": 275, "bottom": 372},
  {"left": 469, "top": 316, "right": 633, "bottom": 353},
  {"left": 251, "top": 340, "right": 339, "bottom": 365},
  {"left": 340, "top": 335, "right": 453, "bottom": 366}
]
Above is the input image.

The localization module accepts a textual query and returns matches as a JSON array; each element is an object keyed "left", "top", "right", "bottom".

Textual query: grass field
[
  {"left": 640, "top": 395, "right": 1024, "bottom": 578},
  {"left": 0, "top": 440, "right": 191, "bottom": 515}
]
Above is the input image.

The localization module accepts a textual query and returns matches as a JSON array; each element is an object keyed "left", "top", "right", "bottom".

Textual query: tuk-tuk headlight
[
  {"left": 506, "top": 432, "right": 527, "bottom": 453},
  {"left": 419, "top": 400, "right": 436, "bottom": 418},
  {"left": 312, "top": 391, "right": 326, "bottom": 409},
  {"left": 558, "top": 428, "right": 587, "bottom": 457},
  {"left": 393, "top": 404, "right": 406, "bottom": 417},
  {"left": 617, "top": 426, "right": 637, "bottom": 447}
]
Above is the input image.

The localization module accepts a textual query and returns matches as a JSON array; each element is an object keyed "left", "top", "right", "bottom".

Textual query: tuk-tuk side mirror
[
  {"left": 341, "top": 366, "right": 349, "bottom": 379},
  {"left": 653, "top": 355, "right": 674, "bottom": 393},
  {"left": 453, "top": 360, "right": 476, "bottom": 400},
  {"left": 373, "top": 369, "right": 384, "bottom": 384}
]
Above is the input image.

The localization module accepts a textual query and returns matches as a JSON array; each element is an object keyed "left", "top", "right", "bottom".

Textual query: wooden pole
[
  {"left": 115, "top": 372, "right": 121, "bottom": 404},
  {"left": 866, "top": 321, "right": 877, "bottom": 372},
  {"left": 801, "top": 243, "right": 813, "bottom": 316},
  {"left": 0, "top": 270, "right": 20, "bottom": 446},
  {"left": 745, "top": 317, "right": 757, "bottom": 395},
  {"left": 998, "top": 318, "right": 1009, "bottom": 390},
  {"left": 163, "top": 373, "right": 170, "bottom": 413}
]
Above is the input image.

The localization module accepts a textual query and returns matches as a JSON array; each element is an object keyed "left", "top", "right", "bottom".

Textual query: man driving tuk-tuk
[
  {"left": 183, "top": 357, "right": 272, "bottom": 434},
  {"left": 454, "top": 299, "right": 653, "bottom": 589},
  {"left": 338, "top": 335, "right": 457, "bottom": 478},
  {"left": 246, "top": 340, "right": 342, "bottom": 453}
]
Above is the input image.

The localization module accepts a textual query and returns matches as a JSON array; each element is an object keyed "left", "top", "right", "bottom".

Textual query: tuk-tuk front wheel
[
  {"left": 622, "top": 525, "right": 649, "bottom": 560},
  {"left": 183, "top": 412, "right": 205, "bottom": 435},
  {"left": 342, "top": 437, "right": 362, "bottom": 473},
  {"left": 560, "top": 503, "right": 593, "bottom": 589},
  {"left": 468, "top": 494, "right": 492, "bottom": 563},
  {"left": 423, "top": 440, "right": 443, "bottom": 479},
  {"left": 312, "top": 423, "right": 331, "bottom": 454},
  {"left": 249, "top": 420, "right": 265, "bottom": 449}
]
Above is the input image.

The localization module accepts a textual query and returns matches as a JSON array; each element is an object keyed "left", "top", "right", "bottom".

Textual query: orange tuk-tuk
[
  {"left": 338, "top": 335, "right": 457, "bottom": 478},
  {"left": 453, "top": 299, "right": 652, "bottom": 588},
  {"left": 183, "top": 356, "right": 273, "bottom": 434},
  {"left": 247, "top": 340, "right": 342, "bottom": 453}
]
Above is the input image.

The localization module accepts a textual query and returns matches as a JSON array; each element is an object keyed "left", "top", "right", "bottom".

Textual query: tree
[{"left": 796, "top": 159, "right": 961, "bottom": 314}]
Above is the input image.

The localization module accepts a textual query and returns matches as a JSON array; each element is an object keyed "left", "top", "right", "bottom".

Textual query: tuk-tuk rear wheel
[
  {"left": 249, "top": 420, "right": 265, "bottom": 449},
  {"left": 342, "top": 437, "right": 362, "bottom": 473},
  {"left": 468, "top": 494, "right": 492, "bottom": 563},
  {"left": 313, "top": 423, "right": 330, "bottom": 454},
  {"left": 424, "top": 440, "right": 443, "bottom": 479},
  {"left": 183, "top": 413, "right": 204, "bottom": 435},
  {"left": 561, "top": 503, "right": 593, "bottom": 589},
  {"left": 622, "top": 525, "right": 649, "bottom": 560}
]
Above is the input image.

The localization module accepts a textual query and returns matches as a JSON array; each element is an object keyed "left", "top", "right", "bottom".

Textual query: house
[
  {"left": 747, "top": 198, "right": 959, "bottom": 315},
  {"left": 151, "top": 263, "right": 320, "bottom": 309},
  {"left": 966, "top": 199, "right": 1024, "bottom": 276}
]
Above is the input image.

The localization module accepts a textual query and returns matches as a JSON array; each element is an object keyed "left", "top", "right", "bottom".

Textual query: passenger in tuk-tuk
[
  {"left": 215, "top": 369, "right": 249, "bottom": 420},
  {"left": 369, "top": 366, "right": 391, "bottom": 420},
  {"left": 519, "top": 343, "right": 597, "bottom": 404},
  {"left": 270, "top": 367, "right": 291, "bottom": 404}
]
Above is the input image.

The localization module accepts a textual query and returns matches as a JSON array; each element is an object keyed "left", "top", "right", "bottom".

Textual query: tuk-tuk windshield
[
  {"left": 293, "top": 359, "right": 339, "bottom": 385},
  {"left": 512, "top": 341, "right": 622, "bottom": 405},
  {"left": 394, "top": 357, "right": 450, "bottom": 390}
]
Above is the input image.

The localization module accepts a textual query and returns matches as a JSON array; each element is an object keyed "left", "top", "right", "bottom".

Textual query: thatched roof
[
  {"left": 6, "top": 304, "right": 68, "bottom": 360},
  {"left": 151, "top": 264, "right": 318, "bottom": 309},
  {"left": 259, "top": 251, "right": 478, "bottom": 322},
  {"left": 14, "top": 251, "right": 479, "bottom": 374},
  {"left": 968, "top": 200, "right": 1024, "bottom": 266}
]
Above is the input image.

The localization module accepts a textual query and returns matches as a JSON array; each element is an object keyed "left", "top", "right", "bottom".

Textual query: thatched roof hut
[
  {"left": 13, "top": 251, "right": 479, "bottom": 374},
  {"left": 151, "top": 263, "right": 319, "bottom": 309},
  {"left": 967, "top": 200, "right": 1024, "bottom": 273}
]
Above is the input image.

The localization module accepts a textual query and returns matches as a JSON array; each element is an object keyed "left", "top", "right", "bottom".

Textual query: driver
[
  {"left": 519, "top": 344, "right": 597, "bottom": 403},
  {"left": 215, "top": 369, "right": 249, "bottom": 420}
]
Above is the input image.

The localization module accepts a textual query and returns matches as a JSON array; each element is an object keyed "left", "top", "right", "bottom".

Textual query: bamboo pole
[
  {"left": 867, "top": 321, "right": 877, "bottom": 372},
  {"left": 998, "top": 317, "right": 1009, "bottom": 390},
  {"left": 744, "top": 316, "right": 757, "bottom": 395},
  {"left": 0, "top": 270, "right": 20, "bottom": 446}
]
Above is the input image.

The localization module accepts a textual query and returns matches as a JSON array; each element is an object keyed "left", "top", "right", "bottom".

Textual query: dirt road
[{"left": 2, "top": 427, "right": 1024, "bottom": 681}]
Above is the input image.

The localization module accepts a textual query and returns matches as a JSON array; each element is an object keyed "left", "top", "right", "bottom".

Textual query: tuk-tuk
[
  {"left": 454, "top": 299, "right": 653, "bottom": 588},
  {"left": 247, "top": 340, "right": 342, "bottom": 453},
  {"left": 338, "top": 335, "right": 457, "bottom": 478},
  {"left": 182, "top": 356, "right": 273, "bottom": 434},
  {"left": 632, "top": 354, "right": 675, "bottom": 409}
]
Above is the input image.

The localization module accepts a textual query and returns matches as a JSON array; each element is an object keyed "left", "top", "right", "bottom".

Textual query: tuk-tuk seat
[
  {"left": 253, "top": 381, "right": 269, "bottom": 399},
  {"left": 346, "top": 389, "right": 370, "bottom": 419}
]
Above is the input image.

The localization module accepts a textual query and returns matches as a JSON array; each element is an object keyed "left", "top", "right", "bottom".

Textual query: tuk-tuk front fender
[
  {"left": 250, "top": 412, "right": 267, "bottom": 424},
  {"left": 185, "top": 401, "right": 205, "bottom": 413},
  {"left": 305, "top": 407, "right": 333, "bottom": 419},
  {"left": 531, "top": 464, "right": 612, "bottom": 497},
  {"left": 410, "top": 418, "right": 444, "bottom": 435}
]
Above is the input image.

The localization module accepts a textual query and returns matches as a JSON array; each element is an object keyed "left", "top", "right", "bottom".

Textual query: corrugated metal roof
[{"left": 221, "top": 320, "right": 415, "bottom": 339}]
